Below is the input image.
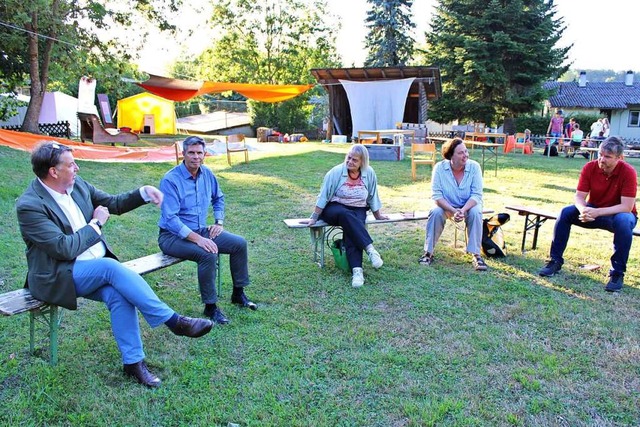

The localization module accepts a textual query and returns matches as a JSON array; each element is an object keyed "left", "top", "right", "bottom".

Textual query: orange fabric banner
[
  {"left": 138, "top": 74, "right": 314, "bottom": 103},
  {"left": 0, "top": 129, "right": 178, "bottom": 163}
]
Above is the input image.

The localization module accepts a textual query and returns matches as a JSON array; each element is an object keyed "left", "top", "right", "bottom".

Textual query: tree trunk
[{"left": 21, "top": 9, "right": 55, "bottom": 134}]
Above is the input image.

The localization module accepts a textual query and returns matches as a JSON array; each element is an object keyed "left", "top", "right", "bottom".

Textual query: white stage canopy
[{"left": 340, "top": 78, "right": 415, "bottom": 139}]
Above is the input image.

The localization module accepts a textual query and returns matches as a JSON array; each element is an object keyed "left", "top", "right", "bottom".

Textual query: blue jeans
[
  {"left": 549, "top": 131, "right": 563, "bottom": 143},
  {"left": 72, "top": 258, "right": 175, "bottom": 364},
  {"left": 550, "top": 205, "right": 637, "bottom": 274},
  {"left": 158, "top": 229, "right": 250, "bottom": 304},
  {"left": 320, "top": 202, "right": 372, "bottom": 269}
]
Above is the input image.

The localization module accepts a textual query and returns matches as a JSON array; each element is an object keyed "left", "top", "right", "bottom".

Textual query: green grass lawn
[{"left": 0, "top": 142, "right": 638, "bottom": 426}]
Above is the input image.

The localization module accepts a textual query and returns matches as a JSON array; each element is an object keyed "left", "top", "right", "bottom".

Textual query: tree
[
  {"left": 363, "top": 0, "right": 415, "bottom": 67},
  {"left": 0, "top": 0, "right": 178, "bottom": 133},
  {"left": 174, "top": 0, "right": 341, "bottom": 131},
  {"left": 424, "top": 0, "right": 570, "bottom": 125}
]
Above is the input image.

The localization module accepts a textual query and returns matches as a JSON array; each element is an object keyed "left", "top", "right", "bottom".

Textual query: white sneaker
[
  {"left": 352, "top": 267, "right": 364, "bottom": 287},
  {"left": 367, "top": 248, "right": 383, "bottom": 269}
]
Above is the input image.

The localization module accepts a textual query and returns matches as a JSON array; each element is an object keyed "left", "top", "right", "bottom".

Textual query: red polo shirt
[{"left": 577, "top": 160, "right": 637, "bottom": 215}]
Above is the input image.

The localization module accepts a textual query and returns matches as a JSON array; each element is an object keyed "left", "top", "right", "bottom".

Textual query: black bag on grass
[
  {"left": 481, "top": 213, "right": 510, "bottom": 257},
  {"left": 542, "top": 145, "right": 558, "bottom": 156}
]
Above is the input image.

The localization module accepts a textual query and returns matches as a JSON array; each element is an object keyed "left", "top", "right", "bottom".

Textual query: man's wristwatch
[
  {"left": 91, "top": 219, "right": 103, "bottom": 229},
  {"left": 215, "top": 220, "right": 223, "bottom": 226}
]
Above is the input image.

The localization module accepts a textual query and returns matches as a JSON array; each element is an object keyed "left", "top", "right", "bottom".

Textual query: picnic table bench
[
  {"left": 506, "top": 204, "right": 640, "bottom": 252},
  {"left": 0, "top": 252, "right": 222, "bottom": 366},
  {"left": 285, "top": 209, "right": 494, "bottom": 267},
  {"left": 284, "top": 212, "right": 430, "bottom": 267},
  {"left": 505, "top": 205, "right": 559, "bottom": 252}
]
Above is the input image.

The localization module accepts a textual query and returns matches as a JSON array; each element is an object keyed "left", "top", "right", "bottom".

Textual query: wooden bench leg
[{"left": 454, "top": 225, "right": 464, "bottom": 248}]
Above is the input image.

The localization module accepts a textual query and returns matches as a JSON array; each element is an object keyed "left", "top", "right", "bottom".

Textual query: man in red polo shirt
[{"left": 538, "top": 137, "right": 637, "bottom": 292}]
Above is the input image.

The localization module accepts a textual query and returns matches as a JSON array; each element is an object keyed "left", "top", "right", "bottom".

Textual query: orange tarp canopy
[
  {"left": 0, "top": 129, "right": 178, "bottom": 163},
  {"left": 137, "top": 74, "right": 315, "bottom": 103}
]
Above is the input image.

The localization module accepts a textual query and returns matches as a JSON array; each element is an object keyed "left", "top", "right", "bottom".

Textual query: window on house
[{"left": 630, "top": 111, "right": 640, "bottom": 127}]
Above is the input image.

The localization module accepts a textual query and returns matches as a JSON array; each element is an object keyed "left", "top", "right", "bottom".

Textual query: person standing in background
[
  {"left": 547, "top": 109, "right": 564, "bottom": 144},
  {"left": 602, "top": 117, "right": 610, "bottom": 138}
]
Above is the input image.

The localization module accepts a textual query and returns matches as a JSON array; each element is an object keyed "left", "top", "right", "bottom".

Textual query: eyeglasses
[{"left": 47, "top": 142, "right": 67, "bottom": 167}]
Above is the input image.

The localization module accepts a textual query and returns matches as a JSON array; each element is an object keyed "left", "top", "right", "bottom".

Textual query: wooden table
[
  {"left": 357, "top": 129, "right": 415, "bottom": 144},
  {"left": 467, "top": 141, "right": 501, "bottom": 177},
  {"left": 427, "top": 136, "right": 452, "bottom": 144},
  {"left": 550, "top": 138, "right": 600, "bottom": 158},
  {"left": 465, "top": 132, "right": 507, "bottom": 143},
  {"left": 578, "top": 146, "right": 599, "bottom": 160}
]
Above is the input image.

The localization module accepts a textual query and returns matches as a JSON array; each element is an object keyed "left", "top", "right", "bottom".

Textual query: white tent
[
  {"left": 0, "top": 92, "right": 80, "bottom": 136},
  {"left": 39, "top": 92, "right": 81, "bottom": 136}
]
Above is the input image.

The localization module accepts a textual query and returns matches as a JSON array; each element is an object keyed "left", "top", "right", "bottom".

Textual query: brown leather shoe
[
  {"left": 169, "top": 315, "right": 213, "bottom": 338},
  {"left": 123, "top": 361, "right": 161, "bottom": 388}
]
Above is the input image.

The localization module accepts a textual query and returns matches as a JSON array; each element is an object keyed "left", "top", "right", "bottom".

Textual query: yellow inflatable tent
[{"left": 117, "top": 92, "right": 176, "bottom": 134}]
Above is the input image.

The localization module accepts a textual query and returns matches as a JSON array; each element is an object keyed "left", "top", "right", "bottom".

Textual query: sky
[{"left": 139, "top": 0, "right": 640, "bottom": 75}]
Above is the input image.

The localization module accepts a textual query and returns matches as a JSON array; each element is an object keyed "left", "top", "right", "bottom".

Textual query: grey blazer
[{"left": 16, "top": 177, "right": 146, "bottom": 310}]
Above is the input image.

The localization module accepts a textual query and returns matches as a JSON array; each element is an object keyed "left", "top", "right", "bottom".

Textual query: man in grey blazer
[{"left": 16, "top": 141, "right": 214, "bottom": 387}]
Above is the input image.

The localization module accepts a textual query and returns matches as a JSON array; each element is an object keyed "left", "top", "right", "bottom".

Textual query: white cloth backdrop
[
  {"left": 340, "top": 78, "right": 415, "bottom": 139},
  {"left": 77, "top": 76, "right": 99, "bottom": 116}
]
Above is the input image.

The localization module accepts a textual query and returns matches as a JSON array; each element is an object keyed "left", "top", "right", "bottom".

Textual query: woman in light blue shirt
[
  {"left": 305, "top": 145, "right": 388, "bottom": 287},
  {"left": 420, "top": 138, "right": 487, "bottom": 271}
]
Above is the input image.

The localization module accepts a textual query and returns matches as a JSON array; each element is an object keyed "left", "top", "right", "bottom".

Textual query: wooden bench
[
  {"left": 284, "top": 210, "right": 493, "bottom": 267},
  {"left": 506, "top": 204, "right": 640, "bottom": 252},
  {"left": 284, "top": 212, "right": 430, "bottom": 267},
  {"left": 505, "top": 205, "right": 559, "bottom": 252},
  {"left": 0, "top": 253, "right": 222, "bottom": 366}
]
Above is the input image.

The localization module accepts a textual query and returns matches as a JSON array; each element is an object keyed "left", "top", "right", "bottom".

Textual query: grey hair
[
  {"left": 345, "top": 144, "right": 370, "bottom": 170},
  {"left": 599, "top": 136, "right": 624, "bottom": 157},
  {"left": 182, "top": 136, "right": 206, "bottom": 154}
]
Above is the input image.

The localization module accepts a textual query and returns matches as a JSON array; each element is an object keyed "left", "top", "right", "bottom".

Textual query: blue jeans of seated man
[
  {"left": 158, "top": 229, "right": 249, "bottom": 304},
  {"left": 72, "top": 257, "right": 175, "bottom": 365},
  {"left": 320, "top": 202, "right": 372, "bottom": 269},
  {"left": 424, "top": 205, "right": 483, "bottom": 255},
  {"left": 550, "top": 205, "right": 637, "bottom": 274}
]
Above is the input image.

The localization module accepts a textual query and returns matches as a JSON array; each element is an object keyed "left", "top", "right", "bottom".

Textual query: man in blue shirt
[{"left": 158, "top": 136, "right": 257, "bottom": 325}]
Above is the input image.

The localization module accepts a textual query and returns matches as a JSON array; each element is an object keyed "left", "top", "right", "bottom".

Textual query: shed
[
  {"left": 310, "top": 67, "right": 442, "bottom": 140},
  {"left": 117, "top": 92, "right": 176, "bottom": 134}
]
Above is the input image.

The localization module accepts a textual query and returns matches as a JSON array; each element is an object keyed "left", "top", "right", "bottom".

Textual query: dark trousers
[
  {"left": 550, "top": 205, "right": 637, "bottom": 274},
  {"left": 321, "top": 202, "right": 373, "bottom": 269},
  {"left": 159, "top": 229, "right": 249, "bottom": 304}
]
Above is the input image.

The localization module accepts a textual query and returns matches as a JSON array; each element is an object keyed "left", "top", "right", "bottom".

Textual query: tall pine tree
[
  {"left": 364, "top": 0, "right": 416, "bottom": 67},
  {"left": 425, "top": 0, "right": 570, "bottom": 125}
]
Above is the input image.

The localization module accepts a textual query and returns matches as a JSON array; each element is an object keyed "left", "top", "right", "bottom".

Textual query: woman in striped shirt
[{"left": 419, "top": 137, "right": 487, "bottom": 271}]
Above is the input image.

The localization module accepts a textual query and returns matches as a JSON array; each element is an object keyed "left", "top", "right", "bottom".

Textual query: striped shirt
[{"left": 431, "top": 159, "right": 483, "bottom": 209}]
